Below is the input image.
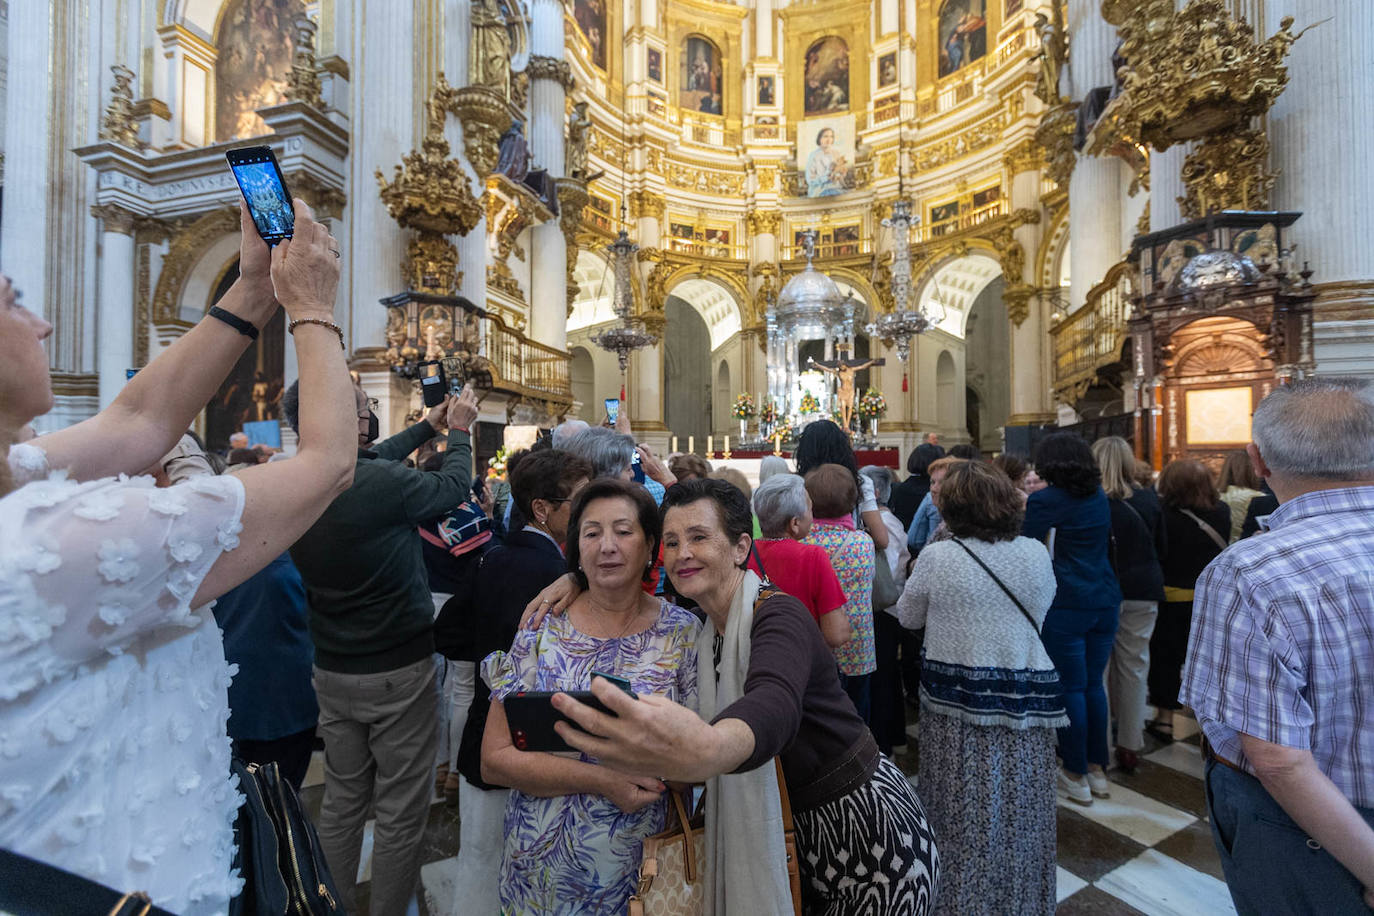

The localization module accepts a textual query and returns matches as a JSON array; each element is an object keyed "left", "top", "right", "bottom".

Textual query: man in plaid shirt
[{"left": 1181, "top": 377, "right": 1374, "bottom": 915}]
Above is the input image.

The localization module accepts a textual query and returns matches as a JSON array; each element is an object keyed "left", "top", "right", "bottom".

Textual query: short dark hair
[
  {"left": 228, "top": 448, "right": 261, "bottom": 466},
  {"left": 1217, "top": 450, "right": 1261, "bottom": 492},
  {"left": 565, "top": 478, "right": 663, "bottom": 587},
  {"left": 510, "top": 449, "right": 592, "bottom": 521},
  {"left": 282, "top": 380, "right": 300, "bottom": 434},
  {"left": 421, "top": 452, "right": 446, "bottom": 472},
  {"left": 948, "top": 443, "right": 982, "bottom": 461},
  {"left": 804, "top": 463, "right": 858, "bottom": 519},
  {"left": 795, "top": 420, "right": 860, "bottom": 509},
  {"left": 939, "top": 461, "right": 1025, "bottom": 542},
  {"left": 991, "top": 452, "right": 1028, "bottom": 484},
  {"left": 661, "top": 478, "right": 754, "bottom": 563},
  {"left": 1032, "top": 432, "right": 1101, "bottom": 499},
  {"left": 1157, "top": 459, "right": 1219, "bottom": 513},
  {"left": 907, "top": 442, "right": 944, "bottom": 476}
]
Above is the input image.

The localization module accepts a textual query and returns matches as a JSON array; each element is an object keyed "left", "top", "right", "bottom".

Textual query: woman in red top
[{"left": 750, "top": 473, "right": 851, "bottom": 648}]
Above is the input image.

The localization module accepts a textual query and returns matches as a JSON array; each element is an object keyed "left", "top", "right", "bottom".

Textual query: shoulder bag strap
[
  {"left": 1179, "top": 508, "right": 1228, "bottom": 550},
  {"left": 950, "top": 537, "right": 1042, "bottom": 636},
  {"left": 1118, "top": 495, "right": 1148, "bottom": 528}
]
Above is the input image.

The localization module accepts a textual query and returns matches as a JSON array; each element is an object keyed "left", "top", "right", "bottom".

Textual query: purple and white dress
[{"left": 481, "top": 599, "right": 700, "bottom": 915}]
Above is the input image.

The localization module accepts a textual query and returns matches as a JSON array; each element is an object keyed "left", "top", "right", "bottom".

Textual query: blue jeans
[
  {"left": 1040, "top": 605, "right": 1118, "bottom": 774},
  {"left": 1206, "top": 759, "right": 1374, "bottom": 915}
]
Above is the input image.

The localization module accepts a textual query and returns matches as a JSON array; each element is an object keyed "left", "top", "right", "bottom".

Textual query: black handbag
[
  {"left": 231, "top": 758, "right": 345, "bottom": 916},
  {"left": 0, "top": 847, "right": 177, "bottom": 916}
]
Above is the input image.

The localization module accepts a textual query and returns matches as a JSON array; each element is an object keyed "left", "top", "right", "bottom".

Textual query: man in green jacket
[{"left": 284, "top": 378, "right": 480, "bottom": 915}]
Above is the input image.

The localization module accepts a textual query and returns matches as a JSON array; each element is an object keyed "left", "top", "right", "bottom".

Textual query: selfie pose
[
  {"left": 480, "top": 478, "right": 700, "bottom": 915},
  {"left": 0, "top": 200, "right": 354, "bottom": 914},
  {"left": 528, "top": 480, "right": 939, "bottom": 915}
]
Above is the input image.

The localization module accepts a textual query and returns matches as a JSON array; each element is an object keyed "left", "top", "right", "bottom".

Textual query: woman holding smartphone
[
  {"left": 480, "top": 478, "right": 701, "bottom": 915},
  {"left": 0, "top": 200, "right": 356, "bottom": 914}
]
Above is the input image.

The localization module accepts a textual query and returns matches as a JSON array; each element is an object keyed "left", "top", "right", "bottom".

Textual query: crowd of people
[{"left": 1, "top": 203, "right": 1372, "bottom": 916}]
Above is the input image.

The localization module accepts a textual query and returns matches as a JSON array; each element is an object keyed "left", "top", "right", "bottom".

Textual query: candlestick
[
  {"left": 774, "top": 434, "right": 781, "bottom": 456},
  {"left": 688, "top": 435, "right": 694, "bottom": 455},
  {"left": 723, "top": 435, "right": 729, "bottom": 453},
  {"left": 707, "top": 435, "right": 714, "bottom": 455},
  {"left": 671, "top": 436, "right": 678, "bottom": 453}
]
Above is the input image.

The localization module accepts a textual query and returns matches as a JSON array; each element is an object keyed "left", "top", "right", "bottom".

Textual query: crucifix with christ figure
[{"left": 808, "top": 341, "right": 884, "bottom": 432}]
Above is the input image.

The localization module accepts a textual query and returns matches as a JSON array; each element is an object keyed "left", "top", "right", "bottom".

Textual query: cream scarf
[{"left": 695, "top": 569, "right": 793, "bottom": 916}]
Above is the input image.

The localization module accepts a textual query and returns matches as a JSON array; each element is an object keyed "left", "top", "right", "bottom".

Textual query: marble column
[
  {"left": 2, "top": 1, "right": 55, "bottom": 329},
  {"left": 527, "top": 0, "right": 570, "bottom": 352},
  {"left": 92, "top": 206, "right": 137, "bottom": 408},
  {"left": 632, "top": 198, "right": 668, "bottom": 439},
  {"left": 1008, "top": 169, "right": 1054, "bottom": 423},
  {"left": 1150, "top": 145, "right": 1186, "bottom": 232},
  {"left": 349, "top": 0, "right": 414, "bottom": 435}
]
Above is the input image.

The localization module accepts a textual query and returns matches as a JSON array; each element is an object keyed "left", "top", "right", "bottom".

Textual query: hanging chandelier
[
  {"left": 591, "top": 228, "right": 657, "bottom": 372},
  {"left": 866, "top": 197, "right": 942, "bottom": 388}
]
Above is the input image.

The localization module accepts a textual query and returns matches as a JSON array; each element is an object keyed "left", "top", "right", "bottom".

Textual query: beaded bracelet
[{"left": 287, "top": 317, "right": 346, "bottom": 350}]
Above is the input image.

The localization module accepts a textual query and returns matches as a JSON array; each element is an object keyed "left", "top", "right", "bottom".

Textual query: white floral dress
[{"left": 0, "top": 444, "right": 247, "bottom": 915}]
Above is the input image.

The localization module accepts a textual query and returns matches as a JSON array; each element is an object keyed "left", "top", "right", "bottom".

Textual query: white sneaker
[
  {"left": 1057, "top": 768, "right": 1093, "bottom": 806},
  {"left": 1086, "top": 768, "right": 1111, "bottom": 799}
]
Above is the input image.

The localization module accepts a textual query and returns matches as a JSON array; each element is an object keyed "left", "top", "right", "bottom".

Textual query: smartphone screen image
[
  {"left": 604, "top": 398, "right": 620, "bottom": 425},
  {"left": 226, "top": 146, "right": 293, "bottom": 245}
]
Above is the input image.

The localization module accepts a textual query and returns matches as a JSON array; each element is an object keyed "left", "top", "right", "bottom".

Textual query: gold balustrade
[
  {"left": 481, "top": 313, "right": 573, "bottom": 403},
  {"left": 1051, "top": 261, "right": 1134, "bottom": 400},
  {"left": 914, "top": 199, "right": 1007, "bottom": 242}
]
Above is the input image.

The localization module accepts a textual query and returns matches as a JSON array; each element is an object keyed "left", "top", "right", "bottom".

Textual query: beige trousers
[
  {"left": 313, "top": 657, "right": 438, "bottom": 916},
  {"left": 1106, "top": 599, "right": 1159, "bottom": 753}
]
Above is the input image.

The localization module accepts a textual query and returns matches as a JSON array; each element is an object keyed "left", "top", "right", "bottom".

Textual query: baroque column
[
  {"left": 91, "top": 205, "right": 138, "bottom": 408},
  {"left": 527, "top": 0, "right": 573, "bottom": 352},
  {"left": 350, "top": 0, "right": 415, "bottom": 434},
  {"left": 1005, "top": 161, "right": 1054, "bottom": 425},
  {"left": 629, "top": 189, "right": 669, "bottom": 446}
]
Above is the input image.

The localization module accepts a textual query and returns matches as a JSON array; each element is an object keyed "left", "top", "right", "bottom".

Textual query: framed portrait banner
[{"left": 798, "top": 114, "right": 856, "bottom": 198}]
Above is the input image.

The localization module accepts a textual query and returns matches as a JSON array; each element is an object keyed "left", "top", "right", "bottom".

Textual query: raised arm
[
  {"left": 35, "top": 203, "right": 283, "bottom": 482},
  {"left": 193, "top": 200, "right": 356, "bottom": 605}
]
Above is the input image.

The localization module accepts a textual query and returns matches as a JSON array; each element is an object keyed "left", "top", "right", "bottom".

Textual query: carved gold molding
[
  {"left": 528, "top": 55, "right": 575, "bottom": 91},
  {"left": 90, "top": 203, "right": 137, "bottom": 236},
  {"left": 746, "top": 209, "right": 782, "bottom": 236},
  {"left": 1003, "top": 137, "right": 1044, "bottom": 176},
  {"left": 628, "top": 190, "right": 666, "bottom": 221},
  {"left": 151, "top": 208, "right": 239, "bottom": 324}
]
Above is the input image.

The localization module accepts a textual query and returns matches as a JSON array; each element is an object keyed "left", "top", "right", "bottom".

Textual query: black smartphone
[
  {"left": 419, "top": 361, "right": 447, "bottom": 408},
  {"left": 590, "top": 670, "right": 638, "bottom": 698},
  {"left": 604, "top": 398, "right": 620, "bottom": 425},
  {"left": 504, "top": 690, "right": 619, "bottom": 754},
  {"left": 226, "top": 146, "right": 294, "bottom": 245}
]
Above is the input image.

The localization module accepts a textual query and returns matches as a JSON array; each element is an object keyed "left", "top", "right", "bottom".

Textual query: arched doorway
[
  {"left": 664, "top": 296, "right": 712, "bottom": 447},
  {"left": 936, "top": 350, "right": 958, "bottom": 431},
  {"left": 570, "top": 346, "right": 596, "bottom": 422},
  {"left": 714, "top": 360, "right": 732, "bottom": 437},
  {"left": 204, "top": 260, "right": 287, "bottom": 451}
]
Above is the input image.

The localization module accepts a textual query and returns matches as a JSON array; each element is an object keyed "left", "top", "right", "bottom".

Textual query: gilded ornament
[
  {"left": 377, "top": 76, "right": 484, "bottom": 237},
  {"left": 628, "top": 190, "right": 666, "bottom": 221},
  {"left": 1032, "top": 5, "right": 1068, "bottom": 106},
  {"left": 746, "top": 210, "right": 782, "bottom": 237},
  {"left": 99, "top": 64, "right": 140, "bottom": 149},
  {"left": 666, "top": 161, "right": 744, "bottom": 196},
  {"left": 152, "top": 208, "right": 240, "bottom": 324},
  {"left": 1177, "top": 127, "right": 1275, "bottom": 219},
  {"left": 528, "top": 55, "right": 576, "bottom": 91},
  {"left": 1003, "top": 138, "right": 1044, "bottom": 176},
  {"left": 567, "top": 101, "right": 592, "bottom": 180},
  {"left": 1034, "top": 102, "right": 1078, "bottom": 187},
  {"left": 915, "top": 116, "right": 1004, "bottom": 171},
  {"left": 557, "top": 179, "right": 591, "bottom": 311},
  {"left": 470, "top": 0, "right": 512, "bottom": 100},
  {"left": 755, "top": 168, "right": 777, "bottom": 192},
  {"left": 877, "top": 151, "right": 897, "bottom": 178},
  {"left": 90, "top": 203, "right": 137, "bottom": 236},
  {"left": 283, "top": 15, "right": 324, "bottom": 109},
  {"left": 448, "top": 83, "right": 513, "bottom": 180}
]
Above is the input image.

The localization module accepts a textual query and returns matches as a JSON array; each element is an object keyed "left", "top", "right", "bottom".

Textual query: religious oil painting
[
  {"left": 574, "top": 0, "right": 608, "bottom": 70},
  {"left": 1186, "top": 387, "right": 1254, "bottom": 444},
  {"left": 681, "top": 36, "right": 725, "bottom": 115},
  {"left": 938, "top": 0, "right": 988, "bottom": 78},
  {"left": 878, "top": 52, "right": 898, "bottom": 88},
  {"left": 804, "top": 36, "right": 850, "bottom": 115},
  {"left": 757, "top": 75, "right": 776, "bottom": 107},
  {"left": 214, "top": 0, "right": 307, "bottom": 142},
  {"left": 833, "top": 225, "right": 861, "bottom": 256},
  {"left": 799, "top": 115, "right": 856, "bottom": 198},
  {"left": 647, "top": 47, "right": 663, "bottom": 84}
]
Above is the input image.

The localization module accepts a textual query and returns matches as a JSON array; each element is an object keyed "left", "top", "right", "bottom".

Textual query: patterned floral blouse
[
  {"left": 481, "top": 599, "right": 701, "bottom": 915},
  {"left": 804, "top": 519, "right": 877, "bottom": 676}
]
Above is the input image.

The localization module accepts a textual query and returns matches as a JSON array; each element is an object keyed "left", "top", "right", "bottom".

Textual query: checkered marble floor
[{"left": 298, "top": 708, "right": 1238, "bottom": 915}]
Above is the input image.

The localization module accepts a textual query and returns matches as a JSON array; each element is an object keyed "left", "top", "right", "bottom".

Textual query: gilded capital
[
  {"left": 528, "top": 55, "right": 575, "bottom": 91},
  {"left": 1003, "top": 138, "right": 1044, "bottom": 176},
  {"left": 628, "top": 190, "right": 666, "bottom": 222},
  {"left": 1003, "top": 284, "right": 1035, "bottom": 327},
  {"left": 746, "top": 209, "right": 782, "bottom": 237},
  {"left": 90, "top": 203, "right": 137, "bottom": 236}
]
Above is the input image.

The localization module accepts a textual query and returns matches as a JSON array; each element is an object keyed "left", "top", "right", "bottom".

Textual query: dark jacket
[
  {"left": 212, "top": 553, "right": 318, "bottom": 742},
  {"left": 1240, "top": 483, "right": 1279, "bottom": 539},
  {"left": 453, "top": 527, "right": 567, "bottom": 789},
  {"left": 290, "top": 422, "right": 472, "bottom": 674},
  {"left": 1107, "top": 486, "right": 1168, "bottom": 602},
  {"left": 1160, "top": 501, "right": 1231, "bottom": 592},
  {"left": 1022, "top": 485, "right": 1123, "bottom": 611},
  {"left": 890, "top": 474, "right": 932, "bottom": 530}
]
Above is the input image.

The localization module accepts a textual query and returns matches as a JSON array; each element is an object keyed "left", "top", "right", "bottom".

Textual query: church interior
[{"left": 3, "top": 0, "right": 1371, "bottom": 910}]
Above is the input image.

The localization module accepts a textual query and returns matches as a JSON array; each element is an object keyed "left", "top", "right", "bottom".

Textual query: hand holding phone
[
  {"left": 227, "top": 146, "right": 294, "bottom": 245},
  {"left": 604, "top": 398, "right": 620, "bottom": 426}
]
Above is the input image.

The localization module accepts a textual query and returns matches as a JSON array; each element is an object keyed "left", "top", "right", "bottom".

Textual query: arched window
[
  {"left": 803, "top": 37, "right": 849, "bottom": 115},
  {"left": 681, "top": 35, "right": 724, "bottom": 116},
  {"left": 937, "top": 0, "right": 989, "bottom": 78},
  {"left": 936, "top": 350, "right": 959, "bottom": 430},
  {"left": 214, "top": 0, "right": 306, "bottom": 142}
]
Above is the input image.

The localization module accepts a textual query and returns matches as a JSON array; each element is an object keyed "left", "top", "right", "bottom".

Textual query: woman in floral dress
[{"left": 481, "top": 478, "right": 700, "bottom": 915}]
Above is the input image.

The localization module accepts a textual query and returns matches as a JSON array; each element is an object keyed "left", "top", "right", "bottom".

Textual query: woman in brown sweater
[{"left": 535, "top": 479, "right": 939, "bottom": 915}]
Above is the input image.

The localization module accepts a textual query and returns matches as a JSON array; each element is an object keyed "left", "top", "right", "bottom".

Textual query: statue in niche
[
  {"left": 567, "top": 101, "right": 591, "bottom": 179},
  {"left": 497, "top": 120, "right": 531, "bottom": 182},
  {"left": 470, "top": 0, "right": 512, "bottom": 99},
  {"left": 1033, "top": 5, "right": 1067, "bottom": 105}
]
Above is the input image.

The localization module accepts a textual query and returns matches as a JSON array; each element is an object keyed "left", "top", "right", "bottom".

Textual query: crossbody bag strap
[
  {"left": 950, "top": 537, "right": 1042, "bottom": 636},
  {"left": 1179, "top": 508, "right": 1228, "bottom": 550}
]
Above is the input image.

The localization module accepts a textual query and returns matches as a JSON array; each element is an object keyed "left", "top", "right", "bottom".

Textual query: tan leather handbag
[{"left": 629, "top": 759, "right": 802, "bottom": 916}]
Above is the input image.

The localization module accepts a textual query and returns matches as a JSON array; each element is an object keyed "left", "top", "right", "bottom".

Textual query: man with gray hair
[
  {"left": 1181, "top": 377, "right": 1374, "bottom": 914},
  {"left": 550, "top": 417, "right": 589, "bottom": 449}
]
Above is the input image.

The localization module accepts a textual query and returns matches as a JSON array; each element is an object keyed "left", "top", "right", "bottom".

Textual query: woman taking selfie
[
  {"left": 480, "top": 478, "right": 700, "bottom": 914},
  {"left": 542, "top": 479, "right": 939, "bottom": 915},
  {"left": 0, "top": 201, "right": 356, "bottom": 913}
]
